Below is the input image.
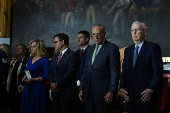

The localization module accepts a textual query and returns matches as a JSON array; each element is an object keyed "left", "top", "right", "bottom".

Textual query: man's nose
[{"left": 133, "top": 31, "right": 137, "bottom": 34}]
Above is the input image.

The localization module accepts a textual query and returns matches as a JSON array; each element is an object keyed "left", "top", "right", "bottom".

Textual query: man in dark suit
[
  {"left": 79, "top": 24, "right": 120, "bottom": 113},
  {"left": 120, "top": 21, "right": 163, "bottom": 113},
  {"left": 76, "top": 30, "right": 90, "bottom": 85},
  {"left": 48, "top": 33, "right": 78, "bottom": 113},
  {"left": 76, "top": 30, "right": 90, "bottom": 113}
]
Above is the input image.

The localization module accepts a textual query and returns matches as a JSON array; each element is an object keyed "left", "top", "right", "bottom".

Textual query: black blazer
[
  {"left": 18, "top": 57, "right": 29, "bottom": 86},
  {"left": 79, "top": 40, "right": 120, "bottom": 102},
  {"left": 49, "top": 48, "right": 78, "bottom": 100},
  {"left": 120, "top": 40, "right": 163, "bottom": 103},
  {"left": 76, "top": 45, "right": 90, "bottom": 81},
  {"left": 7, "top": 56, "right": 28, "bottom": 95}
]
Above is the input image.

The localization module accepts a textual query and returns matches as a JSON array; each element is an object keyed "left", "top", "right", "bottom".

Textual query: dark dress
[{"left": 20, "top": 57, "right": 49, "bottom": 113}]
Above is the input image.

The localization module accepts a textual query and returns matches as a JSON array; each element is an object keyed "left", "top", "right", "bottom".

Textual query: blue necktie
[{"left": 133, "top": 46, "right": 139, "bottom": 69}]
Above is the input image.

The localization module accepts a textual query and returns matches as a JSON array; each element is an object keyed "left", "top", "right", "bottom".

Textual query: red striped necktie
[
  {"left": 80, "top": 49, "right": 83, "bottom": 57},
  {"left": 57, "top": 52, "right": 62, "bottom": 66}
]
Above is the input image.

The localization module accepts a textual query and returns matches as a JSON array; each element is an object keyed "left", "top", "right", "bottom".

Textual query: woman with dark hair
[
  {"left": 6, "top": 44, "right": 28, "bottom": 113},
  {"left": 20, "top": 39, "right": 50, "bottom": 113}
]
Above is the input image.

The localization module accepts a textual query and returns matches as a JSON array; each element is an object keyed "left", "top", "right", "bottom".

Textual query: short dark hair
[
  {"left": 78, "top": 30, "right": 90, "bottom": 39},
  {"left": 53, "top": 33, "right": 69, "bottom": 46}
]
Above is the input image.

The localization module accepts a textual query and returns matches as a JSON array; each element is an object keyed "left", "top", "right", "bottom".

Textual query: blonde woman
[{"left": 20, "top": 39, "right": 50, "bottom": 113}]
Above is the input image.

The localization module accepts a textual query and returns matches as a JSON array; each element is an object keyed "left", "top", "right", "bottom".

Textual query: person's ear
[
  {"left": 86, "top": 37, "right": 90, "bottom": 42},
  {"left": 61, "top": 40, "right": 65, "bottom": 45},
  {"left": 143, "top": 30, "right": 147, "bottom": 36}
]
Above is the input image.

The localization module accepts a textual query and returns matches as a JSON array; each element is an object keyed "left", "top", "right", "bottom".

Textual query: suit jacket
[
  {"left": 49, "top": 48, "right": 78, "bottom": 100},
  {"left": 76, "top": 45, "right": 90, "bottom": 81},
  {"left": 120, "top": 40, "right": 163, "bottom": 103},
  {"left": 6, "top": 57, "right": 28, "bottom": 94},
  {"left": 79, "top": 40, "right": 120, "bottom": 102}
]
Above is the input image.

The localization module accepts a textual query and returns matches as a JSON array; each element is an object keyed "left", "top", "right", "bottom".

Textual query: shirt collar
[
  {"left": 61, "top": 48, "right": 68, "bottom": 56},
  {"left": 135, "top": 40, "right": 144, "bottom": 52},
  {"left": 81, "top": 45, "right": 89, "bottom": 51},
  {"left": 135, "top": 40, "right": 144, "bottom": 48}
]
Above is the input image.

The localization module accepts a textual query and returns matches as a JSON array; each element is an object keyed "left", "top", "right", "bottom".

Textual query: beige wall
[{"left": 0, "top": 0, "right": 11, "bottom": 37}]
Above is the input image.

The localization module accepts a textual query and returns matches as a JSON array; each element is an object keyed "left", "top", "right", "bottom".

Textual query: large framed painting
[{"left": 11, "top": 0, "right": 170, "bottom": 57}]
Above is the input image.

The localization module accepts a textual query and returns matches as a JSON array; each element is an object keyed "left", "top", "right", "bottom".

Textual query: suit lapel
[
  {"left": 54, "top": 52, "right": 60, "bottom": 69},
  {"left": 91, "top": 40, "right": 108, "bottom": 66},
  {"left": 80, "top": 50, "right": 85, "bottom": 61},
  {"left": 79, "top": 45, "right": 90, "bottom": 61},
  {"left": 134, "top": 40, "right": 148, "bottom": 70},
  {"left": 129, "top": 45, "right": 135, "bottom": 72},
  {"left": 89, "top": 45, "right": 95, "bottom": 66},
  {"left": 57, "top": 48, "right": 70, "bottom": 67}
]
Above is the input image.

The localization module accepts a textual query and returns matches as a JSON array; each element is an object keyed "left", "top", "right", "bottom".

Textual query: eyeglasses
[
  {"left": 91, "top": 33, "right": 103, "bottom": 37},
  {"left": 54, "top": 41, "right": 61, "bottom": 44},
  {"left": 131, "top": 28, "right": 143, "bottom": 32}
]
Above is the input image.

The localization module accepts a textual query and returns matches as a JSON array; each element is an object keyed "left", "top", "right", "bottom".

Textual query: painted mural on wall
[{"left": 11, "top": 0, "right": 170, "bottom": 57}]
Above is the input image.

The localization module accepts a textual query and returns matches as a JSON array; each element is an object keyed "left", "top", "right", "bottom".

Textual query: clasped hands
[
  {"left": 79, "top": 91, "right": 113, "bottom": 103},
  {"left": 120, "top": 88, "right": 153, "bottom": 102},
  {"left": 51, "top": 83, "right": 60, "bottom": 92}
]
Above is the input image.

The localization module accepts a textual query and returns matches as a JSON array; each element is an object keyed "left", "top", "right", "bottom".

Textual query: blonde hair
[
  {"left": 31, "top": 39, "right": 47, "bottom": 57},
  {"left": 0, "top": 43, "right": 12, "bottom": 64}
]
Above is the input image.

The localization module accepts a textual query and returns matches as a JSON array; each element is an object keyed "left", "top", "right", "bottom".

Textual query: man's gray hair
[
  {"left": 93, "top": 24, "right": 105, "bottom": 32},
  {"left": 131, "top": 21, "right": 148, "bottom": 31}
]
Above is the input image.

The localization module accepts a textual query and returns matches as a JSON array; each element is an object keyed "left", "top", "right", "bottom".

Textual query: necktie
[
  {"left": 80, "top": 49, "right": 83, "bottom": 57},
  {"left": 133, "top": 46, "right": 139, "bottom": 69},
  {"left": 91, "top": 45, "right": 99, "bottom": 65},
  {"left": 57, "top": 52, "right": 62, "bottom": 66}
]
